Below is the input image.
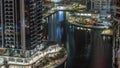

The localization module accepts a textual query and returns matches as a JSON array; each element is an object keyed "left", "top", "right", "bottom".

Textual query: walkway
[{"left": 0, "top": 44, "right": 67, "bottom": 67}]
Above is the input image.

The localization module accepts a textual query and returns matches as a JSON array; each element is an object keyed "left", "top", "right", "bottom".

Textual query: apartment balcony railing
[
  {"left": 0, "top": 42, "right": 67, "bottom": 68},
  {"left": 114, "top": 16, "right": 120, "bottom": 22},
  {"left": 115, "top": 5, "right": 120, "bottom": 9},
  {"left": 116, "top": 11, "right": 120, "bottom": 15}
]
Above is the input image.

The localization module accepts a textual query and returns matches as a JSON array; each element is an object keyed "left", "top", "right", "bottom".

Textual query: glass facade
[
  {"left": 114, "top": 0, "right": 120, "bottom": 39},
  {"left": 91, "top": 0, "right": 113, "bottom": 13},
  {"left": 27, "top": 0, "right": 43, "bottom": 50},
  {"left": 113, "top": 0, "right": 120, "bottom": 66},
  {"left": 1, "top": 0, "right": 19, "bottom": 48},
  {"left": 0, "top": 0, "right": 44, "bottom": 50}
]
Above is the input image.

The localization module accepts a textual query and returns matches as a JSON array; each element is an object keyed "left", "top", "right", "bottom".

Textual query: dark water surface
[{"left": 47, "top": 11, "right": 112, "bottom": 68}]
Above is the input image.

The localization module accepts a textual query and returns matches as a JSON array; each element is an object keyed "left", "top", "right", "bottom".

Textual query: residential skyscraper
[
  {"left": 0, "top": 0, "right": 43, "bottom": 50},
  {"left": 113, "top": 0, "right": 120, "bottom": 67},
  {"left": 23, "top": 0, "right": 44, "bottom": 50},
  {"left": 114, "top": 0, "right": 120, "bottom": 20},
  {"left": 114, "top": 0, "right": 120, "bottom": 35},
  {"left": 114, "top": 0, "right": 120, "bottom": 16},
  {"left": 114, "top": 0, "right": 120, "bottom": 48},
  {"left": 91, "top": 0, "right": 113, "bottom": 13},
  {"left": 0, "top": 0, "right": 20, "bottom": 49}
]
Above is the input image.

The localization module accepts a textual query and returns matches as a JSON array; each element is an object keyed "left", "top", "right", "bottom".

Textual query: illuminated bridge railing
[
  {"left": 0, "top": 43, "right": 66, "bottom": 67},
  {"left": 0, "top": 42, "right": 46, "bottom": 58}
]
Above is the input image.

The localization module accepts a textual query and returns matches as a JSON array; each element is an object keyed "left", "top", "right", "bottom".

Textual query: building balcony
[
  {"left": 0, "top": 44, "right": 67, "bottom": 68},
  {"left": 115, "top": 5, "right": 120, "bottom": 9},
  {"left": 114, "top": 16, "right": 120, "bottom": 22},
  {"left": 116, "top": 11, "right": 120, "bottom": 14}
]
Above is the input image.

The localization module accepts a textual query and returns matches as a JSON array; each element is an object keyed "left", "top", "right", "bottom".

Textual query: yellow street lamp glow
[{"left": 101, "top": 29, "right": 113, "bottom": 35}]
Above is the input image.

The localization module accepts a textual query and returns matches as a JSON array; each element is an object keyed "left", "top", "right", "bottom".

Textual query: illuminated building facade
[
  {"left": 113, "top": 0, "right": 120, "bottom": 66},
  {"left": 114, "top": 0, "right": 120, "bottom": 22},
  {"left": 0, "top": 0, "right": 20, "bottom": 48},
  {"left": 24, "top": 0, "right": 44, "bottom": 50},
  {"left": 91, "top": 0, "right": 113, "bottom": 13},
  {"left": 0, "top": 0, "right": 43, "bottom": 50},
  {"left": 113, "top": 0, "right": 120, "bottom": 52}
]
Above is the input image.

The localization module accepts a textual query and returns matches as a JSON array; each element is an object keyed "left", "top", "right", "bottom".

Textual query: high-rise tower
[
  {"left": 0, "top": 0, "right": 20, "bottom": 48},
  {"left": 0, "top": 0, "right": 43, "bottom": 50},
  {"left": 114, "top": 0, "right": 120, "bottom": 37},
  {"left": 114, "top": 0, "right": 120, "bottom": 49},
  {"left": 24, "top": 0, "right": 44, "bottom": 50},
  {"left": 113, "top": 0, "right": 120, "bottom": 67},
  {"left": 91, "top": 0, "right": 113, "bottom": 13}
]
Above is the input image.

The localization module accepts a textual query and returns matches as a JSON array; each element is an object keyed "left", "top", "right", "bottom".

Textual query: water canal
[{"left": 45, "top": 11, "right": 112, "bottom": 68}]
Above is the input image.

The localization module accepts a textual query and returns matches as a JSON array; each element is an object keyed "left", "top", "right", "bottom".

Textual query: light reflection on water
[
  {"left": 56, "top": 11, "right": 64, "bottom": 42},
  {"left": 48, "top": 11, "right": 112, "bottom": 68},
  {"left": 58, "top": 11, "right": 64, "bottom": 23},
  {"left": 56, "top": 26, "right": 64, "bottom": 42},
  {"left": 48, "top": 11, "right": 64, "bottom": 43}
]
